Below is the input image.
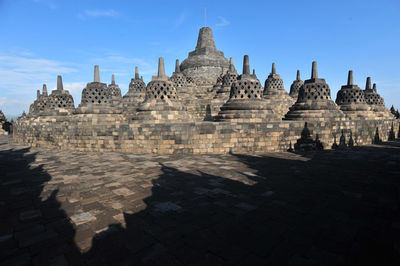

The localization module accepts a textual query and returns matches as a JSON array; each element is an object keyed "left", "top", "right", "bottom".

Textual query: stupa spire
[
  {"left": 111, "top": 74, "right": 115, "bottom": 85},
  {"left": 57, "top": 75, "right": 63, "bottom": 91},
  {"left": 135, "top": 67, "right": 139, "bottom": 79},
  {"left": 311, "top": 61, "right": 318, "bottom": 79},
  {"left": 37, "top": 90, "right": 40, "bottom": 99},
  {"left": 347, "top": 70, "right": 354, "bottom": 86},
  {"left": 243, "top": 55, "right": 250, "bottom": 75},
  {"left": 195, "top": 27, "right": 216, "bottom": 50},
  {"left": 272, "top": 63, "right": 276, "bottom": 75},
  {"left": 372, "top": 83, "right": 377, "bottom": 92},
  {"left": 296, "top": 70, "right": 300, "bottom": 81},
  {"left": 229, "top": 57, "right": 234, "bottom": 72},
  {"left": 175, "top": 59, "right": 180, "bottom": 73},
  {"left": 158, "top": 57, "right": 166, "bottom": 77},
  {"left": 365, "top": 77, "right": 371, "bottom": 90},
  {"left": 94, "top": 65, "right": 100, "bottom": 82},
  {"left": 42, "top": 84, "right": 48, "bottom": 96}
]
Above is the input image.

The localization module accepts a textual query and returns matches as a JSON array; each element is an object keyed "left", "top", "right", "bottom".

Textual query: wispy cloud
[
  {"left": 215, "top": 16, "right": 230, "bottom": 28},
  {"left": 32, "top": 0, "right": 58, "bottom": 9},
  {"left": 171, "top": 11, "right": 188, "bottom": 30},
  {"left": 0, "top": 50, "right": 78, "bottom": 117},
  {"left": 78, "top": 9, "right": 119, "bottom": 19},
  {"left": 51, "top": 82, "right": 86, "bottom": 95}
]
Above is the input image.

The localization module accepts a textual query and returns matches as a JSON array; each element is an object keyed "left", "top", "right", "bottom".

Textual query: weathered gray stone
[{"left": 180, "top": 27, "right": 229, "bottom": 87}]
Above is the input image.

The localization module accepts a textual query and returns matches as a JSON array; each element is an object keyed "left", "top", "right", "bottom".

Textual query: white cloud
[
  {"left": 0, "top": 51, "right": 78, "bottom": 117},
  {"left": 78, "top": 9, "right": 119, "bottom": 19},
  {"left": 173, "top": 11, "right": 187, "bottom": 29},
  {"left": 215, "top": 16, "right": 230, "bottom": 28},
  {"left": 32, "top": 0, "right": 58, "bottom": 9}
]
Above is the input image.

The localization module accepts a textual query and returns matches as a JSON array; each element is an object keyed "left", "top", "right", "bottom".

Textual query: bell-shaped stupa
[
  {"left": 263, "top": 63, "right": 295, "bottom": 118},
  {"left": 284, "top": 61, "right": 346, "bottom": 121},
  {"left": 180, "top": 27, "right": 229, "bottom": 88},
  {"left": 363, "top": 77, "right": 393, "bottom": 119},
  {"left": 134, "top": 57, "right": 190, "bottom": 123},
  {"left": 28, "top": 84, "right": 49, "bottom": 116},
  {"left": 108, "top": 74, "right": 122, "bottom": 98},
  {"left": 289, "top": 70, "right": 304, "bottom": 99},
  {"left": 216, "top": 55, "right": 279, "bottom": 122},
  {"left": 77, "top": 65, "right": 119, "bottom": 113},
  {"left": 45, "top": 75, "right": 75, "bottom": 115},
  {"left": 123, "top": 66, "right": 146, "bottom": 111},
  {"left": 335, "top": 71, "right": 377, "bottom": 120}
]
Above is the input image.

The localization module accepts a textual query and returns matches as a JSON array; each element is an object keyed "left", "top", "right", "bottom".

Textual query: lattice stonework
[
  {"left": 365, "top": 92, "right": 384, "bottom": 105},
  {"left": 35, "top": 98, "right": 49, "bottom": 112},
  {"left": 336, "top": 89, "right": 366, "bottom": 105},
  {"left": 81, "top": 83, "right": 111, "bottom": 104},
  {"left": 298, "top": 83, "right": 331, "bottom": 102},
  {"left": 108, "top": 87, "right": 122, "bottom": 98},
  {"left": 265, "top": 77, "right": 284, "bottom": 91},
  {"left": 170, "top": 74, "right": 187, "bottom": 88},
  {"left": 222, "top": 72, "right": 238, "bottom": 87},
  {"left": 146, "top": 81, "right": 178, "bottom": 101},
  {"left": 230, "top": 80, "right": 263, "bottom": 100},
  {"left": 290, "top": 81, "right": 303, "bottom": 96},
  {"left": 47, "top": 94, "right": 74, "bottom": 109},
  {"left": 129, "top": 79, "right": 146, "bottom": 93}
]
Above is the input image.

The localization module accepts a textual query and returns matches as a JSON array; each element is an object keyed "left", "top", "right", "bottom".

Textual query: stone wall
[{"left": 13, "top": 115, "right": 398, "bottom": 154}]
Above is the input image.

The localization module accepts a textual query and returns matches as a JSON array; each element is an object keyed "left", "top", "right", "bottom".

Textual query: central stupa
[{"left": 180, "top": 27, "right": 230, "bottom": 87}]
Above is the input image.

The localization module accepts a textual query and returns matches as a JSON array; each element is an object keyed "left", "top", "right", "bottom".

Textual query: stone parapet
[{"left": 13, "top": 114, "right": 398, "bottom": 154}]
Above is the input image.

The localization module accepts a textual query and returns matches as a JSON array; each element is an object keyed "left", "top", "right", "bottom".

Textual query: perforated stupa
[
  {"left": 335, "top": 71, "right": 376, "bottom": 120},
  {"left": 217, "top": 55, "right": 279, "bottom": 122},
  {"left": 263, "top": 63, "right": 295, "bottom": 118},
  {"left": 285, "top": 61, "right": 346, "bottom": 121},
  {"left": 45, "top": 75, "right": 75, "bottom": 115},
  {"left": 289, "top": 70, "right": 304, "bottom": 99},
  {"left": 134, "top": 57, "right": 190, "bottom": 122}
]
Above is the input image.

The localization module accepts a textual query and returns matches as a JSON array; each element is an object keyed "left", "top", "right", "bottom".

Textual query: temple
[{"left": 13, "top": 27, "right": 398, "bottom": 153}]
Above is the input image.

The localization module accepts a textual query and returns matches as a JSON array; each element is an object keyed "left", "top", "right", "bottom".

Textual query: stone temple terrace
[{"left": 13, "top": 27, "right": 399, "bottom": 153}]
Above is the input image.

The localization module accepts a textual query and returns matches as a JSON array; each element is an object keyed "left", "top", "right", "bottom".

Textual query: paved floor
[{"left": 1, "top": 135, "right": 400, "bottom": 265}]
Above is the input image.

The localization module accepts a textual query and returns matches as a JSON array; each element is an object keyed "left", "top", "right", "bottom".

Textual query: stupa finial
[
  {"left": 37, "top": 89, "right": 40, "bottom": 99},
  {"left": 135, "top": 66, "right": 139, "bottom": 79},
  {"left": 296, "top": 70, "right": 300, "bottom": 80},
  {"left": 111, "top": 74, "right": 115, "bottom": 85},
  {"left": 372, "top": 83, "right": 377, "bottom": 92},
  {"left": 42, "top": 84, "right": 48, "bottom": 96},
  {"left": 311, "top": 61, "right": 318, "bottom": 79},
  {"left": 365, "top": 77, "right": 371, "bottom": 90},
  {"left": 158, "top": 57, "right": 166, "bottom": 77},
  {"left": 272, "top": 63, "right": 276, "bottom": 75},
  {"left": 347, "top": 70, "right": 354, "bottom": 86},
  {"left": 195, "top": 27, "right": 216, "bottom": 50},
  {"left": 229, "top": 57, "right": 234, "bottom": 72},
  {"left": 94, "top": 65, "right": 100, "bottom": 82},
  {"left": 243, "top": 55, "right": 250, "bottom": 75},
  {"left": 57, "top": 75, "right": 63, "bottom": 91},
  {"left": 175, "top": 59, "right": 180, "bottom": 73}
]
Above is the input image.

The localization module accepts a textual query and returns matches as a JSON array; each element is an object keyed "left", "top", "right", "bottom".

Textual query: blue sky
[{"left": 0, "top": 0, "right": 399, "bottom": 118}]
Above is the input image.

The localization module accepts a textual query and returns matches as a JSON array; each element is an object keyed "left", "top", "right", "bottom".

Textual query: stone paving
[{"left": 1, "top": 135, "right": 400, "bottom": 265}]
